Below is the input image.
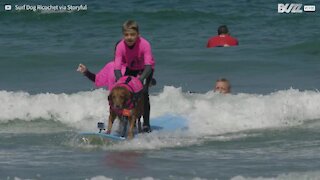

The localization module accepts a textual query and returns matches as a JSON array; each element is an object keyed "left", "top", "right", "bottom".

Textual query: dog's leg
[
  {"left": 107, "top": 111, "right": 116, "bottom": 134},
  {"left": 137, "top": 116, "right": 142, "bottom": 133},
  {"left": 120, "top": 116, "right": 129, "bottom": 137},
  {"left": 127, "top": 116, "right": 136, "bottom": 139},
  {"left": 139, "top": 98, "right": 144, "bottom": 133}
]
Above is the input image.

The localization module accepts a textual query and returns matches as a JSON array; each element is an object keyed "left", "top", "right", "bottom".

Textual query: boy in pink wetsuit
[{"left": 114, "top": 20, "right": 155, "bottom": 133}]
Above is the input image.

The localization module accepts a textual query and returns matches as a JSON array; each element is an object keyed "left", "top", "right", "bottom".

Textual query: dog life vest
[
  {"left": 109, "top": 76, "right": 144, "bottom": 117},
  {"left": 115, "top": 76, "right": 144, "bottom": 94}
]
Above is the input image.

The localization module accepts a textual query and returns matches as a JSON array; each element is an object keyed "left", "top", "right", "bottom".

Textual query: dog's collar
[{"left": 110, "top": 107, "right": 132, "bottom": 117}]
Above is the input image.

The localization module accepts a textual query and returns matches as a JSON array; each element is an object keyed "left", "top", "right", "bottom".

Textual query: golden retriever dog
[{"left": 106, "top": 86, "right": 143, "bottom": 139}]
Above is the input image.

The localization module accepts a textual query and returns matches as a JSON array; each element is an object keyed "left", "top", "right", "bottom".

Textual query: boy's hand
[{"left": 77, "top": 64, "right": 87, "bottom": 74}]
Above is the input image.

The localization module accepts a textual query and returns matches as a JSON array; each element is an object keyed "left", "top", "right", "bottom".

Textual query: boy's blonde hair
[{"left": 122, "top": 20, "right": 139, "bottom": 33}]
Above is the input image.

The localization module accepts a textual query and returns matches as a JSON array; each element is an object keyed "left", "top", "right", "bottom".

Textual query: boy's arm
[
  {"left": 139, "top": 40, "right": 154, "bottom": 83},
  {"left": 143, "top": 41, "right": 154, "bottom": 67},
  {"left": 114, "top": 70, "right": 122, "bottom": 81},
  {"left": 139, "top": 65, "right": 152, "bottom": 83},
  {"left": 114, "top": 43, "right": 123, "bottom": 81},
  {"left": 84, "top": 70, "right": 96, "bottom": 82},
  {"left": 77, "top": 63, "right": 95, "bottom": 82}
]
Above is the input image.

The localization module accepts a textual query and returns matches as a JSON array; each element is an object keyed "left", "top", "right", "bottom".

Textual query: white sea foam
[
  {"left": 0, "top": 89, "right": 109, "bottom": 130},
  {"left": 2, "top": 87, "right": 320, "bottom": 149},
  {"left": 86, "top": 176, "right": 207, "bottom": 180},
  {"left": 87, "top": 176, "right": 113, "bottom": 180},
  {"left": 231, "top": 170, "right": 320, "bottom": 180}
]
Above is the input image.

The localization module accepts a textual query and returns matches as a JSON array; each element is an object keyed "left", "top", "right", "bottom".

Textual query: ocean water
[{"left": 1, "top": 0, "right": 320, "bottom": 179}]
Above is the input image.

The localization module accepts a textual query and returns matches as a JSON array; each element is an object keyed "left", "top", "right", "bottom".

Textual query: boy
[{"left": 114, "top": 20, "right": 155, "bottom": 132}]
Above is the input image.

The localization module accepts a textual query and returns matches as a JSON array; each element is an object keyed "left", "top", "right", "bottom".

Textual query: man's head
[
  {"left": 122, "top": 20, "right": 139, "bottom": 46},
  {"left": 214, "top": 78, "right": 231, "bottom": 94},
  {"left": 217, "top": 25, "right": 229, "bottom": 35}
]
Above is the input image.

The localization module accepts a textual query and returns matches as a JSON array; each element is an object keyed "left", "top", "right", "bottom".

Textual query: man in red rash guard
[{"left": 207, "top": 25, "right": 239, "bottom": 48}]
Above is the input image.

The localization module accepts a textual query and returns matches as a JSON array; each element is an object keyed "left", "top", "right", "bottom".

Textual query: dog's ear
[{"left": 108, "top": 91, "right": 113, "bottom": 101}]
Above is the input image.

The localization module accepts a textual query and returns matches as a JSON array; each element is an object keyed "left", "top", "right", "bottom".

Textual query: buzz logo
[{"left": 278, "top": 3, "right": 303, "bottom": 13}]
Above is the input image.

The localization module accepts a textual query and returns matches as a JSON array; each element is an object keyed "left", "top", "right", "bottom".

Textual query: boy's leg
[
  {"left": 142, "top": 71, "right": 153, "bottom": 132},
  {"left": 143, "top": 91, "right": 150, "bottom": 129}
]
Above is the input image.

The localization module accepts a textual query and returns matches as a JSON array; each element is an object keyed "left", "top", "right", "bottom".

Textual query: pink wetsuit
[
  {"left": 114, "top": 37, "right": 155, "bottom": 71},
  {"left": 95, "top": 61, "right": 126, "bottom": 90}
]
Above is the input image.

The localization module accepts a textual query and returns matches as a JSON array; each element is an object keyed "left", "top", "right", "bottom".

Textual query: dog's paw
[{"left": 127, "top": 133, "right": 134, "bottom": 140}]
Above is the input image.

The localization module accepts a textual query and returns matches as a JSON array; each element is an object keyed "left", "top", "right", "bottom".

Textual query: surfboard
[
  {"left": 151, "top": 114, "right": 188, "bottom": 131},
  {"left": 79, "top": 114, "right": 188, "bottom": 144},
  {"left": 79, "top": 132, "right": 125, "bottom": 145}
]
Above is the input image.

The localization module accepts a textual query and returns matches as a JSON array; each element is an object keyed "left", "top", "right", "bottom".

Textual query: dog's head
[{"left": 108, "top": 86, "right": 131, "bottom": 109}]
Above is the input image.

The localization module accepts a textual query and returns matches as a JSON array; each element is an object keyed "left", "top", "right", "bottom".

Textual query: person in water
[
  {"left": 214, "top": 78, "right": 231, "bottom": 94},
  {"left": 113, "top": 20, "right": 155, "bottom": 133},
  {"left": 207, "top": 25, "right": 239, "bottom": 48}
]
